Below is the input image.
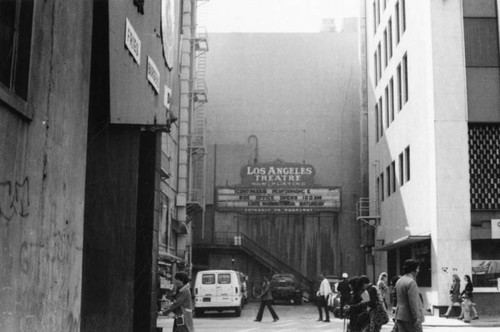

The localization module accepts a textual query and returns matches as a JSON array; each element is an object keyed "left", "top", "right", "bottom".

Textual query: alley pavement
[{"left": 157, "top": 301, "right": 500, "bottom": 331}]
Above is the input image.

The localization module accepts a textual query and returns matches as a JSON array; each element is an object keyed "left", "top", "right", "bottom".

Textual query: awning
[
  {"left": 172, "top": 218, "right": 188, "bottom": 234},
  {"left": 374, "top": 235, "right": 430, "bottom": 251}
]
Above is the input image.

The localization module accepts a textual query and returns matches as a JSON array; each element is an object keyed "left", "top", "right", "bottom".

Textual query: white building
[{"left": 363, "top": 0, "right": 500, "bottom": 313}]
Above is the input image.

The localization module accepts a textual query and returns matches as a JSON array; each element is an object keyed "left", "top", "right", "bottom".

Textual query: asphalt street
[{"left": 157, "top": 301, "right": 499, "bottom": 331}]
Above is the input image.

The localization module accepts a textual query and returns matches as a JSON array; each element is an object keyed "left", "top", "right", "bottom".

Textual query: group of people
[
  {"left": 160, "top": 262, "right": 479, "bottom": 332},
  {"left": 340, "top": 259, "right": 424, "bottom": 332},
  {"left": 441, "top": 273, "right": 479, "bottom": 322}
]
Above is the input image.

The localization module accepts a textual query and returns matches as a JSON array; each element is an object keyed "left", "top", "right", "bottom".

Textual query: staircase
[{"left": 208, "top": 232, "right": 314, "bottom": 293}]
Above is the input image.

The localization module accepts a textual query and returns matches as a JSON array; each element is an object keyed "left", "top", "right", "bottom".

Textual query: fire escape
[{"left": 187, "top": 2, "right": 208, "bottom": 220}]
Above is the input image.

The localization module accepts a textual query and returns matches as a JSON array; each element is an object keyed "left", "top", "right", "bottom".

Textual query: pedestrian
[
  {"left": 394, "top": 259, "right": 424, "bottom": 332},
  {"left": 389, "top": 275, "right": 401, "bottom": 316},
  {"left": 357, "top": 275, "right": 389, "bottom": 332},
  {"left": 457, "top": 275, "right": 479, "bottom": 322},
  {"left": 344, "top": 276, "right": 370, "bottom": 332},
  {"left": 441, "top": 274, "right": 461, "bottom": 318},
  {"left": 316, "top": 271, "right": 332, "bottom": 322},
  {"left": 377, "top": 272, "right": 389, "bottom": 310},
  {"left": 161, "top": 272, "right": 195, "bottom": 332},
  {"left": 254, "top": 275, "right": 279, "bottom": 322},
  {"left": 337, "top": 272, "right": 351, "bottom": 319}
]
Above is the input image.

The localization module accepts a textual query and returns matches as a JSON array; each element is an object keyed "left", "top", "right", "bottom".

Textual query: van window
[
  {"left": 202, "top": 274, "right": 215, "bottom": 284},
  {"left": 218, "top": 273, "right": 231, "bottom": 284}
]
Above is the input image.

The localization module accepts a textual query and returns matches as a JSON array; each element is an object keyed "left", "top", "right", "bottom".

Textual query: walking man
[
  {"left": 395, "top": 259, "right": 424, "bottom": 332},
  {"left": 254, "top": 275, "right": 279, "bottom": 322},
  {"left": 316, "top": 271, "right": 332, "bottom": 322}
]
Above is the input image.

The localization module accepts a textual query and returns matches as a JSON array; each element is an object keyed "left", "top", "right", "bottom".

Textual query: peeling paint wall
[{"left": 0, "top": 1, "right": 93, "bottom": 331}]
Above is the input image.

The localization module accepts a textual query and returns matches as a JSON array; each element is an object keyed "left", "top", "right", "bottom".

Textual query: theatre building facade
[{"left": 192, "top": 22, "right": 371, "bottom": 297}]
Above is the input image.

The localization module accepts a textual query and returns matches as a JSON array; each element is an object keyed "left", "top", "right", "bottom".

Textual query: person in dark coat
[
  {"left": 161, "top": 272, "right": 195, "bottom": 332},
  {"left": 344, "top": 276, "right": 370, "bottom": 332},
  {"left": 337, "top": 272, "right": 351, "bottom": 319},
  {"left": 254, "top": 275, "right": 279, "bottom": 322},
  {"left": 458, "top": 274, "right": 479, "bottom": 322}
]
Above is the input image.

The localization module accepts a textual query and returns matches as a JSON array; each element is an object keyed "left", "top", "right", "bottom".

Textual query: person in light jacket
[
  {"left": 395, "top": 259, "right": 424, "bottom": 332},
  {"left": 162, "top": 272, "right": 195, "bottom": 332},
  {"left": 316, "top": 271, "right": 332, "bottom": 322},
  {"left": 442, "top": 274, "right": 461, "bottom": 318}
]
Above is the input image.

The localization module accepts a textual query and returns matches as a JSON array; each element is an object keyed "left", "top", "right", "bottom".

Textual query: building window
[
  {"left": 397, "top": 63, "right": 402, "bottom": 111},
  {"left": 464, "top": 18, "right": 500, "bottom": 67},
  {"left": 377, "top": 176, "right": 380, "bottom": 202},
  {"left": 377, "top": 42, "right": 382, "bottom": 82},
  {"left": 388, "top": 18, "right": 393, "bottom": 60},
  {"left": 373, "top": 1, "right": 377, "bottom": 35},
  {"left": 384, "top": 28, "right": 388, "bottom": 68},
  {"left": 0, "top": 0, "right": 34, "bottom": 117},
  {"left": 380, "top": 172, "right": 385, "bottom": 201},
  {"left": 401, "top": 0, "right": 406, "bottom": 34},
  {"left": 399, "top": 152, "right": 404, "bottom": 186},
  {"left": 389, "top": 77, "right": 394, "bottom": 123},
  {"left": 405, "top": 145, "right": 410, "bottom": 182},
  {"left": 385, "top": 86, "right": 389, "bottom": 128},
  {"left": 376, "top": 0, "right": 381, "bottom": 28},
  {"left": 375, "top": 103, "right": 380, "bottom": 141},
  {"left": 391, "top": 161, "right": 396, "bottom": 193},
  {"left": 395, "top": 1, "right": 400, "bottom": 44},
  {"left": 378, "top": 97, "right": 384, "bottom": 137},
  {"left": 471, "top": 239, "right": 500, "bottom": 288},
  {"left": 386, "top": 165, "right": 391, "bottom": 197},
  {"left": 403, "top": 53, "right": 409, "bottom": 104},
  {"left": 374, "top": 51, "right": 379, "bottom": 86}
]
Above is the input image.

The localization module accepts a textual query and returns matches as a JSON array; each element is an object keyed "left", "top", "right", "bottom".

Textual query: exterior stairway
[{"left": 208, "top": 232, "right": 315, "bottom": 294}]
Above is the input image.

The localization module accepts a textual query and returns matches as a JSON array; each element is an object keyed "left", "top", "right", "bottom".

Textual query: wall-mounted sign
[
  {"left": 147, "top": 56, "right": 160, "bottom": 94},
  {"left": 161, "top": 0, "right": 176, "bottom": 69},
  {"left": 216, "top": 187, "right": 341, "bottom": 214},
  {"left": 164, "top": 85, "right": 172, "bottom": 110},
  {"left": 125, "top": 18, "right": 141, "bottom": 64},
  {"left": 240, "top": 161, "right": 316, "bottom": 187}
]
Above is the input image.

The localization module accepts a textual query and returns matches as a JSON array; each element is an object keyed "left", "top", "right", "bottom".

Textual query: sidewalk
[{"left": 389, "top": 315, "right": 500, "bottom": 328}]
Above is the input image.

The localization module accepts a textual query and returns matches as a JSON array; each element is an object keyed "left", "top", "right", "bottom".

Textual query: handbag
[
  {"left": 175, "top": 314, "right": 185, "bottom": 326},
  {"left": 370, "top": 300, "right": 389, "bottom": 326}
]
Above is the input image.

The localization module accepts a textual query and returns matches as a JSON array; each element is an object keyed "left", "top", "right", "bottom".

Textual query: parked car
[
  {"left": 270, "top": 274, "right": 303, "bottom": 305},
  {"left": 326, "top": 275, "right": 342, "bottom": 317},
  {"left": 193, "top": 270, "right": 244, "bottom": 317}
]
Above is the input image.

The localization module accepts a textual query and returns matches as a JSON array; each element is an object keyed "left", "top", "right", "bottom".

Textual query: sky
[{"left": 197, "top": 0, "right": 360, "bottom": 33}]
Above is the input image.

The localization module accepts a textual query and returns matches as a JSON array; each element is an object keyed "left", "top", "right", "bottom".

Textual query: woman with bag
[
  {"left": 161, "top": 272, "right": 195, "bottom": 332},
  {"left": 358, "top": 275, "right": 389, "bottom": 332},
  {"left": 458, "top": 275, "right": 479, "bottom": 322}
]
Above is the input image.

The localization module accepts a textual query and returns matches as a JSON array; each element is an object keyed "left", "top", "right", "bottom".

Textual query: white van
[{"left": 193, "top": 270, "right": 244, "bottom": 317}]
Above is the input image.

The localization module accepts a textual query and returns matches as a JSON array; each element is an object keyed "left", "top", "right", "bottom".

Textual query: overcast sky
[{"left": 197, "top": 0, "right": 360, "bottom": 33}]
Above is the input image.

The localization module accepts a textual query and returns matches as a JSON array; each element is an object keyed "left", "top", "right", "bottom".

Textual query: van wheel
[
  {"left": 235, "top": 306, "right": 242, "bottom": 317},
  {"left": 195, "top": 308, "right": 204, "bottom": 317}
]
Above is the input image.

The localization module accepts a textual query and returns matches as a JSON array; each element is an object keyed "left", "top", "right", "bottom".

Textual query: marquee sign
[
  {"left": 216, "top": 187, "right": 341, "bottom": 214},
  {"left": 240, "top": 161, "right": 316, "bottom": 187},
  {"left": 216, "top": 161, "right": 340, "bottom": 214}
]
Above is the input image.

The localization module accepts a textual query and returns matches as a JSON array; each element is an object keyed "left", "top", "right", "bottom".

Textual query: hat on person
[{"left": 342, "top": 273, "right": 348, "bottom": 278}]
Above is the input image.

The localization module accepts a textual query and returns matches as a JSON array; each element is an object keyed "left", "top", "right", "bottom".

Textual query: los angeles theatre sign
[{"left": 216, "top": 161, "right": 341, "bottom": 214}]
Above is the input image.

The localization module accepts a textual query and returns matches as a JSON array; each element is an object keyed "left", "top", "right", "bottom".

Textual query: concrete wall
[
  {"left": 366, "top": 0, "right": 472, "bottom": 308},
  {"left": 0, "top": 1, "right": 93, "bottom": 331}
]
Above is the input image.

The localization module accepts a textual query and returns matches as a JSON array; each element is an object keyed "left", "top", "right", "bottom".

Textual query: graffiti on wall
[{"left": 0, "top": 177, "right": 30, "bottom": 220}]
